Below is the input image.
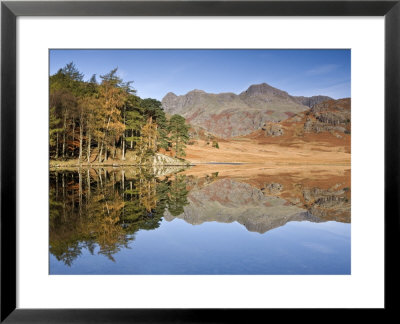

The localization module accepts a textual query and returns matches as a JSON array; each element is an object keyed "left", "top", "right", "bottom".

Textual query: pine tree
[
  {"left": 124, "top": 95, "right": 144, "bottom": 152},
  {"left": 168, "top": 114, "right": 189, "bottom": 158},
  {"left": 141, "top": 98, "right": 169, "bottom": 151}
]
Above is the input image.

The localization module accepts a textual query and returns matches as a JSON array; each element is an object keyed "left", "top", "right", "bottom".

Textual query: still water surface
[{"left": 49, "top": 166, "right": 350, "bottom": 275}]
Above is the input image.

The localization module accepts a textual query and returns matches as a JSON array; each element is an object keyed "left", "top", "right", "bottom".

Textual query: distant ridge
[{"left": 293, "top": 95, "right": 333, "bottom": 108}]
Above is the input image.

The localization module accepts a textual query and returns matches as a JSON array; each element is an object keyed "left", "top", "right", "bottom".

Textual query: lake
[{"left": 49, "top": 165, "right": 351, "bottom": 275}]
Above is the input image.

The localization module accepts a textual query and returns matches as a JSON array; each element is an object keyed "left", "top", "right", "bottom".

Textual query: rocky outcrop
[
  {"left": 162, "top": 83, "right": 330, "bottom": 138},
  {"left": 146, "top": 154, "right": 191, "bottom": 176},
  {"left": 303, "top": 98, "right": 351, "bottom": 134},
  {"left": 293, "top": 95, "right": 333, "bottom": 108},
  {"left": 152, "top": 153, "right": 190, "bottom": 166},
  {"left": 261, "top": 182, "right": 283, "bottom": 195},
  {"left": 262, "top": 123, "right": 284, "bottom": 137},
  {"left": 258, "top": 98, "right": 351, "bottom": 138},
  {"left": 302, "top": 186, "right": 351, "bottom": 223}
]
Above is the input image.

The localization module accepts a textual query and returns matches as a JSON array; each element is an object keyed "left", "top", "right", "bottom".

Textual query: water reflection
[
  {"left": 49, "top": 167, "right": 190, "bottom": 265},
  {"left": 49, "top": 166, "right": 350, "bottom": 272}
]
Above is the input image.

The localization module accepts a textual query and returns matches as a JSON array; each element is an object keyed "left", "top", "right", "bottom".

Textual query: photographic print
[{"left": 49, "top": 49, "right": 351, "bottom": 275}]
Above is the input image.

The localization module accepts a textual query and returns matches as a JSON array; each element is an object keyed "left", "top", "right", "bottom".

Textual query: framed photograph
[{"left": 1, "top": 0, "right": 399, "bottom": 321}]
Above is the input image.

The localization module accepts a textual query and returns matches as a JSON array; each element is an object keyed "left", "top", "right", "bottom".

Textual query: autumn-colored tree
[{"left": 97, "top": 69, "right": 127, "bottom": 162}]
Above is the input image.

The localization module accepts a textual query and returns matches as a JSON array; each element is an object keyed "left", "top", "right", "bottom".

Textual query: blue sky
[{"left": 50, "top": 49, "right": 350, "bottom": 100}]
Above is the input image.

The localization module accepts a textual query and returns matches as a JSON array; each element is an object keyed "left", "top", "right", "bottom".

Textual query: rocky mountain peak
[
  {"left": 240, "top": 82, "right": 290, "bottom": 99},
  {"left": 164, "top": 92, "right": 177, "bottom": 98},
  {"left": 187, "top": 89, "right": 206, "bottom": 95}
]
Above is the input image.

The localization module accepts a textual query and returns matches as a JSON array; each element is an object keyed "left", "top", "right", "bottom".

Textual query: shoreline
[
  {"left": 49, "top": 160, "right": 351, "bottom": 169},
  {"left": 49, "top": 162, "right": 193, "bottom": 168}
]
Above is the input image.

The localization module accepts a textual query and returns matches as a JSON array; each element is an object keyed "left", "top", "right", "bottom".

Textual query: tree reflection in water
[
  {"left": 49, "top": 168, "right": 351, "bottom": 267},
  {"left": 49, "top": 168, "right": 189, "bottom": 266}
]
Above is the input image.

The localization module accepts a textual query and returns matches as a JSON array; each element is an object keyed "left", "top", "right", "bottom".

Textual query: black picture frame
[{"left": 1, "top": 0, "right": 399, "bottom": 322}]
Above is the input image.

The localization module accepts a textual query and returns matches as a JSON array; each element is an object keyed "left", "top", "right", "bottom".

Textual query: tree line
[{"left": 50, "top": 63, "right": 189, "bottom": 163}]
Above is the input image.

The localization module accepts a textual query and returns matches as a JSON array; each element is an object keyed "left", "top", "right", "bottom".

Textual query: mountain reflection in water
[{"left": 49, "top": 166, "right": 350, "bottom": 274}]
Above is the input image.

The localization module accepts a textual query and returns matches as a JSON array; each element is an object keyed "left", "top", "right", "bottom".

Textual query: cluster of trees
[
  {"left": 49, "top": 169, "right": 190, "bottom": 265},
  {"left": 204, "top": 134, "right": 219, "bottom": 149},
  {"left": 50, "top": 63, "right": 189, "bottom": 163}
]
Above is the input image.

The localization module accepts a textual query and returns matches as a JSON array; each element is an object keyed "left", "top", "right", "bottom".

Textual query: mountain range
[{"left": 162, "top": 82, "right": 332, "bottom": 138}]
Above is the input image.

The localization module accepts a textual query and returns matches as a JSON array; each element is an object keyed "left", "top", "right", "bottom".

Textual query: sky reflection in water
[{"left": 49, "top": 167, "right": 351, "bottom": 275}]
